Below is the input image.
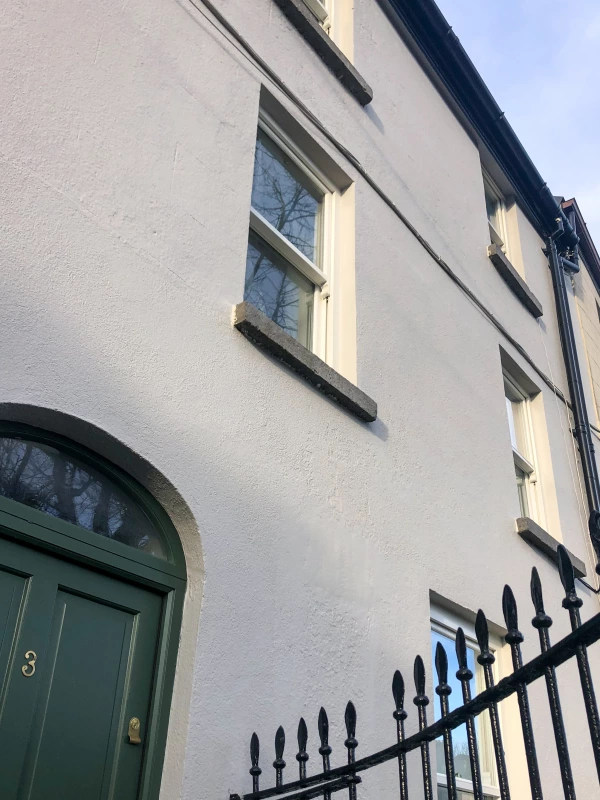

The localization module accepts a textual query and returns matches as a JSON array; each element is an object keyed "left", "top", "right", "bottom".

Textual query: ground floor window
[{"left": 431, "top": 606, "right": 500, "bottom": 799}]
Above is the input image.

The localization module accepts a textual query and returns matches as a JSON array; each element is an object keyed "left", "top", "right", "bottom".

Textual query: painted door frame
[{"left": 0, "top": 422, "right": 187, "bottom": 800}]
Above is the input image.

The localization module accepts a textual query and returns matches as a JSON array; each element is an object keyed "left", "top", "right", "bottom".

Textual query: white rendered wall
[{"left": 1, "top": 1, "right": 599, "bottom": 798}]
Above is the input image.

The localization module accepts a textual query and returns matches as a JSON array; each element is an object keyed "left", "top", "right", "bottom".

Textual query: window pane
[
  {"left": 251, "top": 129, "right": 322, "bottom": 263},
  {"left": 504, "top": 381, "right": 529, "bottom": 461},
  {"left": 485, "top": 186, "right": 502, "bottom": 238},
  {"left": 516, "top": 464, "right": 529, "bottom": 517},
  {"left": 438, "top": 788, "right": 495, "bottom": 800},
  {"left": 245, "top": 231, "right": 314, "bottom": 349},
  {"left": 432, "top": 631, "right": 476, "bottom": 784},
  {"left": 432, "top": 630, "right": 498, "bottom": 793},
  {"left": 505, "top": 395, "right": 517, "bottom": 450},
  {"left": 0, "top": 435, "right": 167, "bottom": 559}
]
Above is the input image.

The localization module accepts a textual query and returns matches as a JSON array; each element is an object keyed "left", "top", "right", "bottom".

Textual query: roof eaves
[{"left": 378, "top": 0, "right": 577, "bottom": 248}]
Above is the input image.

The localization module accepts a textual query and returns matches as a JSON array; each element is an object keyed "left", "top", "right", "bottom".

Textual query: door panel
[
  {"left": 0, "top": 565, "right": 28, "bottom": 702},
  {"left": 20, "top": 590, "right": 134, "bottom": 800},
  {"left": 0, "top": 535, "right": 164, "bottom": 800}
]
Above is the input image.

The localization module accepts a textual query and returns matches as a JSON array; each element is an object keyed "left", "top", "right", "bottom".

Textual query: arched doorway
[{"left": 0, "top": 422, "right": 186, "bottom": 800}]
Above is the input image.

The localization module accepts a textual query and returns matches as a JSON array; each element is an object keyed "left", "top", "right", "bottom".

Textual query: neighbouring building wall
[
  {"left": 1, "top": 1, "right": 599, "bottom": 799},
  {"left": 573, "top": 259, "right": 600, "bottom": 427}
]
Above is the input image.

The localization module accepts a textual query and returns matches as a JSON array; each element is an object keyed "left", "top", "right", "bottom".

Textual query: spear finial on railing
[
  {"left": 475, "top": 609, "right": 493, "bottom": 665},
  {"left": 392, "top": 670, "right": 408, "bottom": 800},
  {"left": 344, "top": 702, "right": 360, "bottom": 800},
  {"left": 273, "top": 726, "right": 286, "bottom": 788},
  {"left": 455, "top": 627, "right": 471, "bottom": 679},
  {"left": 296, "top": 718, "right": 308, "bottom": 782},
  {"left": 530, "top": 568, "right": 552, "bottom": 630},
  {"left": 435, "top": 642, "right": 457, "bottom": 800},
  {"left": 392, "top": 670, "right": 405, "bottom": 718},
  {"left": 318, "top": 707, "right": 332, "bottom": 800},
  {"left": 250, "top": 732, "right": 261, "bottom": 794},
  {"left": 413, "top": 656, "right": 433, "bottom": 800},
  {"left": 502, "top": 585, "right": 523, "bottom": 645},
  {"left": 558, "top": 545, "right": 582, "bottom": 612}
]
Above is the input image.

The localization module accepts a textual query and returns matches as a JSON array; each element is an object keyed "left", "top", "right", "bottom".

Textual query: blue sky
[{"left": 435, "top": 0, "right": 600, "bottom": 245}]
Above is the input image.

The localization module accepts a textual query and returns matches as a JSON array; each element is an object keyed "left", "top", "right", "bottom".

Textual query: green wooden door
[{"left": 0, "top": 534, "right": 163, "bottom": 800}]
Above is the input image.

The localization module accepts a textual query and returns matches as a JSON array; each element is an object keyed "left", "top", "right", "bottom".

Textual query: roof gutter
[{"left": 381, "top": 0, "right": 578, "bottom": 250}]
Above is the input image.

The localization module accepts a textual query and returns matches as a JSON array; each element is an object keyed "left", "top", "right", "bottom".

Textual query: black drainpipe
[{"left": 547, "top": 219, "right": 600, "bottom": 572}]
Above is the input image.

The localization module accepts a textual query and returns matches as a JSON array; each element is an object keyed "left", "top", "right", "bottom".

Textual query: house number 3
[{"left": 21, "top": 650, "right": 37, "bottom": 677}]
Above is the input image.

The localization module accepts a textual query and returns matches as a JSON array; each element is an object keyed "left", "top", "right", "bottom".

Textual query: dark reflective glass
[
  {"left": 432, "top": 630, "right": 475, "bottom": 784},
  {"left": 0, "top": 436, "right": 167, "bottom": 559},
  {"left": 245, "top": 231, "right": 314, "bottom": 348},
  {"left": 251, "top": 129, "right": 322, "bottom": 263}
]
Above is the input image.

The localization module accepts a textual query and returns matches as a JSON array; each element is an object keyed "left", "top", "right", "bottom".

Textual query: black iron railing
[{"left": 231, "top": 546, "right": 600, "bottom": 800}]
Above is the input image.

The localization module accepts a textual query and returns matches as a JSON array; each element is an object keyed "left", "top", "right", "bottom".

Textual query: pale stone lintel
[{"left": 233, "top": 302, "right": 377, "bottom": 422}]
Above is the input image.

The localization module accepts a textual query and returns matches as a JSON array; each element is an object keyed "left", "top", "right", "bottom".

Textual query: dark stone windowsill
[
  {"left": 517, "top": 517, "right": 587, "bottom": 578},
  {"left": 488, "top": 244, "right": 543, "bottom": 319},
  {"left": 273, "top": 0, "right": 373, "bottom": 106},
  {"left": 233, "top": 302, "right": 377, "bottom": 422}
]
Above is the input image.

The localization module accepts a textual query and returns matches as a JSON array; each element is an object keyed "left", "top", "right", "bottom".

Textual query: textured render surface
[
  {"left": 233, "top": 302, "right": 377, "bottom": 422},
  {"left": 273, "top": 0, "right": 373, "bottom": 105},
  {"left": 516, "top": 516, "right": 587, "bottom": 578},
  {"left": 488, "top": 244, "right": 544, "bottom": 318},
  {"left": 1, "top": 1, "right": 600, "bottom": 800}
]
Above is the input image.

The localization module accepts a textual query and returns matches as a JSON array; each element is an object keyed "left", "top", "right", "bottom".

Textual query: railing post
[
  {"left": 413, "top": 655, "right": 434, "bottom": 800},
  {"left": 558, "top": 545, "right": 600, "bottom": 782},
  {"left": 250, "top": 732, "right": 261, "bottom": 795},
  {"left": 392, "top": 670, "right": 409, "bottom": 800},
  {"left": 344, "top": 702, "right": 361, "bottom": 800},
  {"left": 475, "top": 610, "right": 511, "bottom": 800},
  {"left": 273, "top": 726, "right": 286, "bottom": 789},
  {"left": 455, "top": 627, "right": 484, "bottom": 800},
  {"left": 435, "top": 642, "right": 458, "bottom": 800},
  {"left": 318, "top": 708, "right": 332, "bottom": 800},
  {"left": 530, "top": 567, "right": 576, "bottom": 799},
  {"left": 502, "top": 585, "right": 543, "bottom": 800},
  {"left": 296, "top": 718, "right": 309, "bottom": 783}
]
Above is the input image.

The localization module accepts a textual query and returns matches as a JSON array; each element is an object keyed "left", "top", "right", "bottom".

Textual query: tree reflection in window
[
  {"left": 251, "top": 129, "right": 322, "bottom": 263},
  {"left": 0, "top": 436, "right": 167, "bottom": 559}
]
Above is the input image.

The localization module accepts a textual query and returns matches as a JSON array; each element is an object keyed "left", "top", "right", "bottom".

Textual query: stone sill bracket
[
  {"left": 273, "top": 0, "right": 373, "bottom": 106},
  {"left": 488, "top": 244, "right": 543, "bottom": 319},
  {"left": 517, "top": 516, "right": 587, "bottom": 578},
  {"left": 233, "top": 302, "right": 377, "bottom": 423}
]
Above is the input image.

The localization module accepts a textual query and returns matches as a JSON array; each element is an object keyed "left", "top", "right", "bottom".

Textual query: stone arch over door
[{"left": 0, "top": 404, "right": 204, "bottom": 800}]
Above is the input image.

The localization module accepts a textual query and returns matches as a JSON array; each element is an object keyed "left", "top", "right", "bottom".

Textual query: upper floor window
[
  {"left": 302, "top": 0, "right": 331, "bottom": 32},
  {"left": 483, "top": 172, "right": 507, "bottom": 252},
  {"left": 245, "top": 112, "right": 336, "bottom": 357},
  {"left": 504, "top": 373, "right": 538, "bottom": 519},
  {"left": 431, "top": 607, "right": 500, "bottom": 799}
]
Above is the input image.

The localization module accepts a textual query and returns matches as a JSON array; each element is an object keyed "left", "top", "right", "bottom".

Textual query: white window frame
[
  {"left": 302, "top": 0, "right": 331, "bottom": 31},
  {"left": 431, "top": 606, "right": 501, "bottom": 799},
  {"left": 483, "top": 170, "right": 508, "bottom": 254},
  {"left": 249, "top": 110, "right": 339, "bottom": 361},
  {"left": 503, "top": 371, "right": 543, "bottom": 522}
]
